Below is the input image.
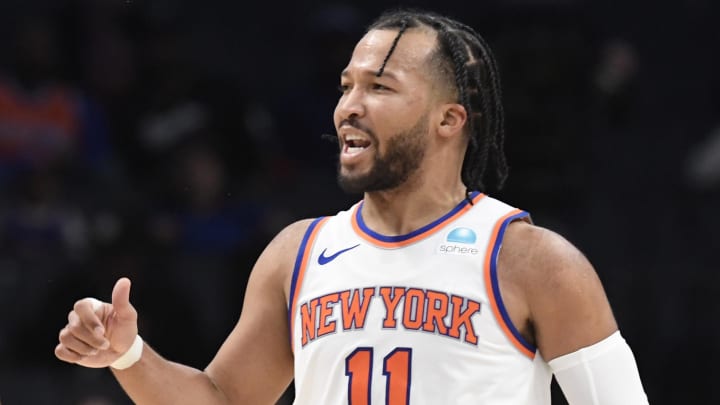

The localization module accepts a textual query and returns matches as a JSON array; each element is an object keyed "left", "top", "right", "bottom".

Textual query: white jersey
[{"left": 289, "top": 192, "right": 552, "bottom": 405}]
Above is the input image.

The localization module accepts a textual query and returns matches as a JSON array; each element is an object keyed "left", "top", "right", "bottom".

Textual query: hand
[{"left": 55, "top": 277, "right": 139, "bottom": 368}]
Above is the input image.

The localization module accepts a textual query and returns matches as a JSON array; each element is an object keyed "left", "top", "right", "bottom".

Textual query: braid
[
  {"left": 445, "top": 34, "right": 471, "bottom": 127},
  {"left": 377, "top": 20, "right": 408, "bottom": 77},
  {"left": 368, "top": 9, "right": 509, "bottom": 194},
  {"left": 466, "top": 30, "right": 508, "bottom": 189},
  {"left": 443, "top": 32, "right": 486, "bottom": 192}
]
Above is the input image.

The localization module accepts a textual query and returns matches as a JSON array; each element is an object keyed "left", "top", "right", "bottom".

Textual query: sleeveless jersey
[{"left": 288, "top": 192, "right": 552, "bottom": 404}]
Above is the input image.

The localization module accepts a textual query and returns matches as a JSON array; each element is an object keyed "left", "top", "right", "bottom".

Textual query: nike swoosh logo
[{"left": 318, "top": 244, "right": 360, "bottom": 265}]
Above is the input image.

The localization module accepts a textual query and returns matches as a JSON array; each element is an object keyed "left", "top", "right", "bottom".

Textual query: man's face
[{"left": 333, "top": 29, "right": 438, "bottom": 194}]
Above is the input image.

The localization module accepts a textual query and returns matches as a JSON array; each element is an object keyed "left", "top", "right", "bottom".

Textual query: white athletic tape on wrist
[{"left": 111, "top": 334, "right": 144, "bottom": 370}]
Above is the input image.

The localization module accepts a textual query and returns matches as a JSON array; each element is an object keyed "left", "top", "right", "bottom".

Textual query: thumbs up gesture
[{"left": 55, "top": 278, "right": 139, "bottom": 368}]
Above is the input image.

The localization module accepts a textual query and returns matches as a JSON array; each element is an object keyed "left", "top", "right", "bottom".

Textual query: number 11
[{"left": 345, "top": 347, "right": 412, "bottom": 405}]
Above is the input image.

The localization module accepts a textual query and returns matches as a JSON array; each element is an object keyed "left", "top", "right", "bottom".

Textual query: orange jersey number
[{"left": 345, "top": 347, "right": 412, "bottom": 405}]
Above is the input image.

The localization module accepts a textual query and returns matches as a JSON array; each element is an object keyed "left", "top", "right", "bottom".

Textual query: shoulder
[
  {"left": 266, "top": 218, "right": 320, "bottom": 252},
  {"left": 260, "top": 218, "right": 320, "bottom": 270},
  {"left": 498, "top": 220, "right": 618, "bottom": 360},
  {"left": 499, "top": 220, "right": 593, "bottom": 283},
  {"left": 255, "top": 218, "right": 324, "bottom": 298}
]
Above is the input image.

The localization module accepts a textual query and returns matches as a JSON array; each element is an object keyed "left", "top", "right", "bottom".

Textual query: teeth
[
  {"left": 344, "top": 133, "right": 368, "bottom": 142},
  {"left": 347, "top": 146, "right": 365, "bottom": 155}
]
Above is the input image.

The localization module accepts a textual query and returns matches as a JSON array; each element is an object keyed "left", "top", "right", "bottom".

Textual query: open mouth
[{"left": 343, "top": 134, "right": 372, "bottom": 155}]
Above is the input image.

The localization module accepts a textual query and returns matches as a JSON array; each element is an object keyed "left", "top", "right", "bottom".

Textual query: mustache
[{"left": 320, "top": 118, "right": 376, "bottom": 145}]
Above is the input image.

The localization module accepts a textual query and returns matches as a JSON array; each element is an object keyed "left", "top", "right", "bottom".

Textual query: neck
[
  {"left": 360, "top": 174, "right": 468, "bottom": 236},
  {"left": 356, "top": 130, "right": 471, "bottom": 235}
]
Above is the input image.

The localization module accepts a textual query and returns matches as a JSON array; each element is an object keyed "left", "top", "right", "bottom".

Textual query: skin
[{"left": 55, "top": 27, "right": 618, "bottom": 404}]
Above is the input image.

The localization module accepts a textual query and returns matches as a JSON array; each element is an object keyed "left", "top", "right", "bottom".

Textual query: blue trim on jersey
[
  {"left": 489, "top": 211, "right": 537, "bottom": 354},
  {"left": 355, "top": 191, "right": 481, "bottom": 243},
  {"left": 287, "top": 217, "right": 326, "bottom": 340}
]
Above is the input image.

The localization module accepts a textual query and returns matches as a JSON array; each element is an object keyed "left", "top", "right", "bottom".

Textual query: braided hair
[{"left": 368, "top": 9, "right": 508, "bottom": 197}]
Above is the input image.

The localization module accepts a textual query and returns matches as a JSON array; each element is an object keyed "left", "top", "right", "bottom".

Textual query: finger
[
  {"left": 87, "top": 297, "right": 105, "bottom": 313},
  {"left": 58, "top": 327, "right": 101, "bottom": 356},
  {"left": 111, "top": 277, "right": 135, "bottom": 320},
  {"left": 74, "top": 298, "right": 107, "bottom": 338},
  {"left": 67, "top": 311, "right": 109, "bottom": 349},
  {"left": 55, "top": 343, "right": 83, "bottom": 363}
]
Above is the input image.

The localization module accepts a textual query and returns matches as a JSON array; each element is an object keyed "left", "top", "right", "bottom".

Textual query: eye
[
  {"left": 372, "top": 83, "right": 391, "bottom": 91},
  {"left": 338, "top": 84, "right": 350, "bottom": 93}
]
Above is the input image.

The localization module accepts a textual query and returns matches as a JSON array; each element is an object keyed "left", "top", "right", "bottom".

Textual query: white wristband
[
  {"left": 110, "top": 334, "right": 144, "bottom": 370},
  {"left": 549, "top": 331, "right": 648, "bottom": 404}
]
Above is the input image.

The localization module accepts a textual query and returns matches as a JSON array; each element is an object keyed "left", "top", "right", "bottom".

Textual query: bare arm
[
  {"left": 112, "top": 342, "right": 231, "bottom": 404},
  {"left": 497, "top": 221, "right": 618, "bottom": 360},
  {"left": 497, "top": 222, "right": 648, "bottom": 403},
  {"left": 57, "top": 219, "right": 315, "bottom": 405},
  {"left": 200, "top": 219, "right": 317, "bottom": 403}
]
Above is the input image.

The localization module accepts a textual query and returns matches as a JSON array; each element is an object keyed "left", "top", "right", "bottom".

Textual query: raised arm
[
  {"left": 56, "top": 219, "right": 314, "bottom": 405},
  {"left": 498, "top": 221, "right": 648, "bottom": 404}
]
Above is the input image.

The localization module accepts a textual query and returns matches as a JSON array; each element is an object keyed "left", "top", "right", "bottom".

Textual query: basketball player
[{"left": 55, "top": 10, "right": 648, "bottom": 404}]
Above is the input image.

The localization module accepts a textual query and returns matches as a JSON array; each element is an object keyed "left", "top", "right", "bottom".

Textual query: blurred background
[{"left": 0, "top": 0, "right": 717, "bottom": 403}]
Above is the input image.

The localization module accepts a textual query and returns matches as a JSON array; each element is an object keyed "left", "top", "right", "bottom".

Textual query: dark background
[{"left": 0, "top": 0, "right": 718, "bottom": 404}]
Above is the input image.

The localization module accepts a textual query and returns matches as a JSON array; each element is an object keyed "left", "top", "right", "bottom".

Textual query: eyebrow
[{"left": 341, "top": 69, "right": 399, "bottom": 81}]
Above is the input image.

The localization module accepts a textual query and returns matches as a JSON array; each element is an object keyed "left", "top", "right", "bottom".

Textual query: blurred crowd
[{"left": 0, "top": 1, "right": 717, "bottom": 404}]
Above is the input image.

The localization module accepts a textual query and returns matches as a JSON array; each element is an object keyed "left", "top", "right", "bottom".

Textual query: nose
[{"left": 334, "top": 88, "right": 366, "bottom": 124}]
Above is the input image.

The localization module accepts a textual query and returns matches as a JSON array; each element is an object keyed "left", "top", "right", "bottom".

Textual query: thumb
[{"left": 111, "top": 277, "right": 134, "bottom": 319}]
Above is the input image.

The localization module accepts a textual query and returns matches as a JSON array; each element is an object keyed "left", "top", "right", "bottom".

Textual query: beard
[{"left": 337, "top": 116, "right": 428, "bottom": 194}]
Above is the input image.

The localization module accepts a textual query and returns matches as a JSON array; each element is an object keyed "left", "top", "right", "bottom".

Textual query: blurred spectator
[
  {"left": 0, "top": 12, "right": 117, "bottom": 366},
  {"left": 0, "top": 14, "right": 112, "bottom": 184},
  {"left": 143, "top": 141, "right": 270, "bottom": 366},
  {"left": 149, "top": 142, "right": 267, "bottom": 256}
]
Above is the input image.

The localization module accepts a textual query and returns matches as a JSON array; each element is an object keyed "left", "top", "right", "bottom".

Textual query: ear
[{"left": 437, "top": 103, "right": 467, "bottom": 139}]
